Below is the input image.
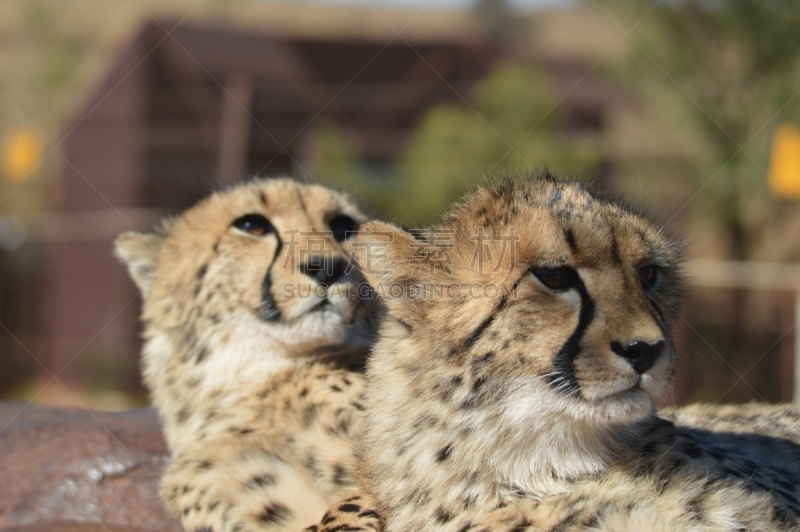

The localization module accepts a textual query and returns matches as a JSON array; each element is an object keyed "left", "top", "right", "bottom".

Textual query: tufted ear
[
  {"left": 114, "top": 231, "right": 165, "bottom": 298},
  {"left": 355, "top": 221, "right": 430, "bottom": 326}
]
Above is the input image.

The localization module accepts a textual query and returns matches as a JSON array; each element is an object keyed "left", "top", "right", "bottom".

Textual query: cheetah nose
[
  {"left": 610, "top": 340, "right": 665, "bottom": 374},
  {"left": 299, "top": 256, "right": 347, "bottom": 286}
]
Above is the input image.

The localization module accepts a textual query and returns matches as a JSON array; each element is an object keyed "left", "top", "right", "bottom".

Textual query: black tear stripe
[
  {"left": 549, "top": 277, "right": 595, "bottom": 397},
  {"left": 257, "top": 233, "right": 286, "bottom": 322}
]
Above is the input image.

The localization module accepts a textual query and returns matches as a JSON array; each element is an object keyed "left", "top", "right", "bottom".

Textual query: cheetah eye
[
  {"left": 232, "top": 214, "right": 274, "bottom": 237},
  {"left": 532, "top": 267, "right": 579, "bottom": 292},
  {"left": 328, "top": 214, "right": 359, "bottom": 242},
  {"left": 638, "top": 266, "right": 663, "bottom": 292}
]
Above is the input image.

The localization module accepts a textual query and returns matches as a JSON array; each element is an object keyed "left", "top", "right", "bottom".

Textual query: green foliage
[
  {"left": 473, "top": 0, "right": 524, "bottom": 49},
  {"left": 309, "top": 118, "right": 406, "bottom": 219},
  {"left": 310, "top": 65, "right": 600, "bottom": 225},
  {"left": 617, "top": 0, "right": 800, "bottom": 233},
  {"left": 400, "top": 64, "right": 600, "bottom": 224},
  {"left": 619, "top": 0, "right": 800, "bottom": 251},
  {"left": 308, "top": 118, "right": 360, "bottom": 190},
  {"left": 44, "top": 44, "right": 80, "bottom": 90}
]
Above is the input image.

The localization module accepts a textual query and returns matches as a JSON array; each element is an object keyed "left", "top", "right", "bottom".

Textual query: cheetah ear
[
  {"left": 355, "top": 221, "right": 427, "bottom": 325},
  {"left": 114, "top": 231, "right": 165, "bottom": 298}
]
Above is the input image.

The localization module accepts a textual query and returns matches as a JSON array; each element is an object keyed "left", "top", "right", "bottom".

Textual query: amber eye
[
  {"left": 328, "top": 214, "right": 359, "bottom": 242},
  {"left": 638, "top": 266, "right": 661, "bottom": 292},
  {"left": 232, "top": 214, "right": 274, "bottom": 236},
  {"left": 532, "top": 267, "right": 579, "bottom": 291}
]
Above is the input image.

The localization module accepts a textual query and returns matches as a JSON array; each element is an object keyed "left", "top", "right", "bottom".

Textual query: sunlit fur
[
  {"left": 116, "top": 178, "right": 378, "bottom": 531},
  {"left": 310, "top": 176, "right": 800, "bottom": 532}
]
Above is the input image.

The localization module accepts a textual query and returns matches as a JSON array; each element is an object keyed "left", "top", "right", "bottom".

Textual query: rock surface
[{"left": 0, "top": 403, "right": 181, "bottom": 532}]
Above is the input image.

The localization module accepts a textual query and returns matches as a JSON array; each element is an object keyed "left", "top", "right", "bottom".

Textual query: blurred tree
[
  {"left": 307, "top": 65, "right": 603, "bottom": 226},
  {"left": 400, "top": 63, "right": 600, "bottom": 224},
  {"left": 615, "top": 0, "right": 800, "bottom": 256},
  {"left": 308, "top": 118, "right": 406, "bottom": 219},
  {"left": 308, "top": 118, "right": 361, "bottom": 192}
]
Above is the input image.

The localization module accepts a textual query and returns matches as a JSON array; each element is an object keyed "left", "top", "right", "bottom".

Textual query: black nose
[
  {"left": 611, "top": 340, "right": 665, "bottom": 374},
  {"left": 299, "top": 256, "right": 346, "bottom": 286}
]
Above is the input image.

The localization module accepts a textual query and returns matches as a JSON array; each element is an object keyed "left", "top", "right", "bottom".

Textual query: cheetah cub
[
  {"left": 115, "top": 178, "right": 377, "bottom": 532},
  {"left": 312, "top": 176, "right": 800, "bottom": 532}
]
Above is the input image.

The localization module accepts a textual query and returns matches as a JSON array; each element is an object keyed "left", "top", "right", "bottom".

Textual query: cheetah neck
[
  {"left": 142, "top": 324, "right": 303, "bottom": 451},
  {"left": 489, "top": 378, "right": 649, "bottom": 496},
  {"left": 363, "top": 339, "right": 650, "bottom": 521}
]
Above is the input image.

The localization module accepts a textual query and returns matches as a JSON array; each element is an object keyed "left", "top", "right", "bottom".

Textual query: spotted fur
[
  {"left": 116, "top": 178, "right": 378, "bottom": 532},
  {"left": 309, "top": 175, "right": 800, "bottom": 532},
  {"left": 304, "top": 493, "right": 382, "bottom": 532}
]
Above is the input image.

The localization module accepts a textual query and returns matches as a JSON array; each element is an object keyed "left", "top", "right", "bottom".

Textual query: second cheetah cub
[
  {"left": 330, "top": 176, "right": 800, "bottom": 532},
  {"left": 116, "top": 178, "right": 377, "bottom": 532}
]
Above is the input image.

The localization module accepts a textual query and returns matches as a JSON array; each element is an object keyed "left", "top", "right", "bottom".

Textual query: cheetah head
[
  {"left": 357, "top": 175, "right": 683, "bottom": 429},
  {"left": 116, "top": 178, "right": 377, "bottom": 397}
]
